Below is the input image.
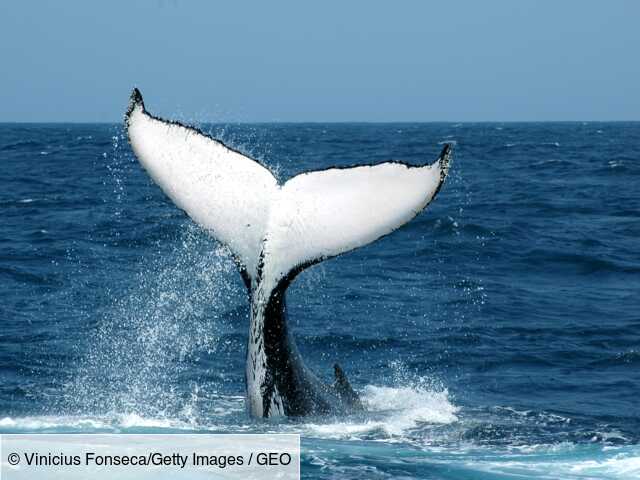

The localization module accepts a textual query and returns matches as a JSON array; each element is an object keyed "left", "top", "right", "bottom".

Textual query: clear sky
[{"left": 1, "top": 0, "right": 638, "bottom": 122}]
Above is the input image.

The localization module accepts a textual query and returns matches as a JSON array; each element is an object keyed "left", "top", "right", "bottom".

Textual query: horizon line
[{"left": 1, "top": 119, "right": 639, "bottom": 125}]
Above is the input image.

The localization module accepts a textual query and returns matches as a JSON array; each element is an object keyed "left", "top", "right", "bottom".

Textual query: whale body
[{"left": 125, "top": 89, "right": 452, "bottom": 417}]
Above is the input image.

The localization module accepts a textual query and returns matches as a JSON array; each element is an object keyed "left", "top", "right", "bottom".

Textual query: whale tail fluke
[{"left": 126, "top": 88, "right": 452, "bottom": 290}]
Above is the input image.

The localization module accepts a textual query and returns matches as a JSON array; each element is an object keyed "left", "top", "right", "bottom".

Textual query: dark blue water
[{"left": 1, "top": 122, "right": 639, "bottom": 479}]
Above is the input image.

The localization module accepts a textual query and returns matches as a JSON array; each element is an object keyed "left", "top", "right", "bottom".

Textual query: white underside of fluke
[
  {"left": 125, "top": 89, "right": 452, "bottom": 417},
  {"left": 127, "top": 94, "right": 450, "bottom": 287}
]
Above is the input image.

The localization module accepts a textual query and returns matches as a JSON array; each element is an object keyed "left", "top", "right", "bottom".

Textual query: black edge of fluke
[
  {"left": 438, "top": 143, "right": 453, "bottom": 179},
  {"left": 432, "top": 142, "right": 453, "bottom": 198},
  {"left": 125, "top": 87, "right": 145, "bottom": 121}
]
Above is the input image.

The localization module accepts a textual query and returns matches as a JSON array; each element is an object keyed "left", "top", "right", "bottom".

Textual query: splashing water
[{"left": 63, "top": 224, "right": 243, "bottom": 421}]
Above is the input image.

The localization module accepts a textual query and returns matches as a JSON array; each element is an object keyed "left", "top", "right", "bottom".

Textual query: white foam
[
  {"left": 0, "top": 414, "right": 201, "bottom": 433},
  {"left": 297, "top": 383, "right": 458, "bottom": 440},
  {"left": 117, "top": 413, "right": 186, "bottom": 429},
  {"left": 363, "top": 385, "right": 458, "bottom": 425},
  {"left": 608, "top": 160, "right": 624, "bottom": 169},
  {"left": 569, "top": 453, "right": 640, "bottom": 478},
  {"left": 467, "top": 446, "right": 640, "bottom": 480},
  {"left": 0, "top": 416, "right": 111, "bottom": 431}
]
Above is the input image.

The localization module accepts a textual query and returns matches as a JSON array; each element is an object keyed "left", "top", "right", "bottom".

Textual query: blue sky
[{"left": 0, "top": 0, "right": 638, "bottom": 122}]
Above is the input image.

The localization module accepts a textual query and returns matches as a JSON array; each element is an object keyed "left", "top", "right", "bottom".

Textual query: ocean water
[{"left": 1, "top": 122, "right": 639, "bottom": 479}]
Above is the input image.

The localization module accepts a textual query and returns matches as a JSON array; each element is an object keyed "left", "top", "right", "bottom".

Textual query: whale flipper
[{"left": 125, "top": 88, "right": 452, "bottom": 417}]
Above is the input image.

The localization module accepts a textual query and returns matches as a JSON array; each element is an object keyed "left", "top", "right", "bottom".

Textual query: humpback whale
[{"left": 125, "top": 89, "right": 452, "bottom": 418}]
